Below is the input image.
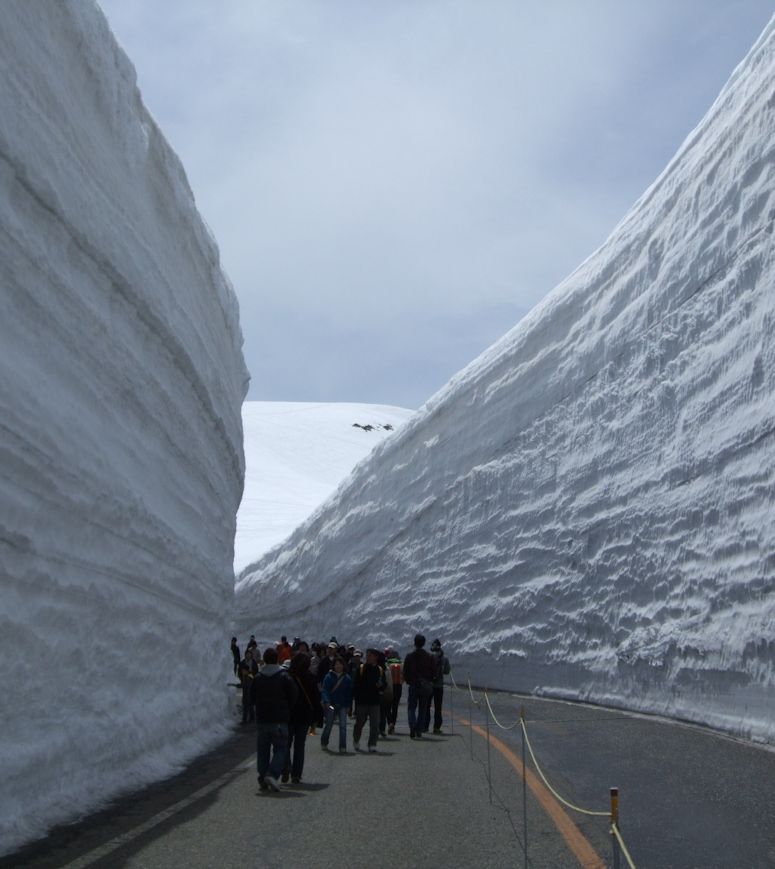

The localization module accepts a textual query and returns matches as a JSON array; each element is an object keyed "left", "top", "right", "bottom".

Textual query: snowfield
[
  {"left": 0, "top": 2, "right": 247, "bottom": 854},
  {"left": 236, "top": 402, "right": 414, "bottom": 573},
  {"left": 236, "top": 18, "right": 775, "bottom": 743}
]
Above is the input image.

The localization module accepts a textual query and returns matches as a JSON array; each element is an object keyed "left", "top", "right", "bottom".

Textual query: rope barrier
[
  {"left": 611, "top": 823, "right": 637, "bottom": 869},
  {"left": 483, "top": 690, "right": 522, "bottom": 731},
  {"left": 520, "top": 719, "right": 609, "bottom": 817},
  {"left": 451, "top": 671, "right": 638, "bottom": 866},
  {"left": 466, "top": 676, "right": 482, "bottom": 707}
]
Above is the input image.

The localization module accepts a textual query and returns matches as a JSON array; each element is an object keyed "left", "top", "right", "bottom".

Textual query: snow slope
[
  {"left": 236, "top": 18, "right": 775, "bottom": 742},
  {"left": 236, "top": 402, "right": 413, "bottom": 572},
  {"left": 0, "top": 2, "right": 248, "bottom": 854}
]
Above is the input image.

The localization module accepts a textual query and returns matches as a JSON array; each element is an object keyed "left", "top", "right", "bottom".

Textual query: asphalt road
[
  {"left": 463, "top": 684, "right": 775, "bottom": 869},
  {"left": 4, "top": 685, "right": 775, "bottom": 868}
]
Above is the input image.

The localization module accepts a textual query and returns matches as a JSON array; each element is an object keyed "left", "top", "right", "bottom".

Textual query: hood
[{"left": 259, "top": 664, "right": 283, "bottom": 677}]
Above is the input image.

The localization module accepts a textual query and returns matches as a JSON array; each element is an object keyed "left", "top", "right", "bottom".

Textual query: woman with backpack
[{"left": 283, "top": 652, "right": 320, "bottom": 783}]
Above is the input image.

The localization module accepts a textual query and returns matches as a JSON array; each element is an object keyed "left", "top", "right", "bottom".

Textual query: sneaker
[
  {"left": 416, "top": 731, "right": 423, "bottom": 738},
  {"left": 339, "top": 746, "right": 347, "bottom": 754},
  {"left": 433, "top": 728, "right": 443, "bottom": 734},
  {"left": 379, "top": 731, "right": 387, "bottom": 739},
  {"left": 368, "top": 746, "right": 377, "bottom": 753},
  {"left": 291, "top": 777, "right": 301, "bottom": 784},
  {"left": 257, "top": 775, "right": 269, "bottom": 792},
  {"left": 281, "top": 769, "right": 290, "bottom": 783},
  {"left": 264, "top": 775, "right": 280, "bottom": 792},
  {"left": 354, "top": 739, "right": 361, "bottom": 751},
  {"left": 409, "top": 732, "right": 416, "bottom": 739},
  {"left": 321, "top": 742, "right": 329, "bottom": 750},
  {"left": 388, "top": 725, "right": 395, "bottom": 734}
]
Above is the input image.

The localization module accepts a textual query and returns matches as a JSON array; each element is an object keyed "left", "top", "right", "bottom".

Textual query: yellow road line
[{"left": 459, "top": 717, "right": 606, "bottom": 869}]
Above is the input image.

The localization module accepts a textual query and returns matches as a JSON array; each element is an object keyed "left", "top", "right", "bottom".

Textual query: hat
[
  {"left": 327, "top": 641, "right": 338, "bottom": 649},
  {"left": 347, "top": 644, "right": 355, "bottom": 650},
  {"left": 353, "top": 649, "right": 363, "bottom": 656}
]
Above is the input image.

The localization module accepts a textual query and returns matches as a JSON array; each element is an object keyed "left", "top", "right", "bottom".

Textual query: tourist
[
  {"left": 402, "top": 634, "right": 437, "bottom": 739},
  {"left": 385, "top": 648, "right": 403, "bottom": 734},
  {"left": 424, "top": 638, "right": 451, "bottom": 734},
  {"left": 352, "top": 648, "right": 387, "bottom": 752},
  {"left": 283, "top": 652, "right": 320, "bottom": 783},
  {"left": 250, "top": 647, "right": 298, "bottom": 792},
  {"left": 320, "top": 657, "right": 353, "bottom": 753}
]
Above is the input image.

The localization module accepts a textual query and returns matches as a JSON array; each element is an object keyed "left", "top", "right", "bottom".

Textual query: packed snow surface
[
  {"left": 0, "top": 2, "right": 248, "bottom": 854},
  {"left": 237, "top": 18, "right": 775, "bottom": 743},
  {"left": 236, "top": 402, "right": 414, "bottom": 572}
]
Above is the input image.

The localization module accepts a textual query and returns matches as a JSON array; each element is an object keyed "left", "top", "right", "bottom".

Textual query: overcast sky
[{"left": 99, "top": 0, "right": 773, "bottom": 409}]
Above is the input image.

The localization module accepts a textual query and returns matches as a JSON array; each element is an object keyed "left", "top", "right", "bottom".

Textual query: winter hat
[{"left": 431, "top": 639, "right": 442, "bottom": 650}]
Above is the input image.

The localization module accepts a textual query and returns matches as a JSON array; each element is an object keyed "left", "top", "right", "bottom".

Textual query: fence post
[
  {"left": 449, "top": 674, "right": 454, "bottom": 735},
  {"left": 610, "top": 787, "right": 621, "bottom": 869},
  {"left": 521, "top": 705, "right": 528, "bottom": 869},
  {"left": 485, "top": 689, "right": 492, "bottom": 805},
  {"left": 467, "top": 674, "right": 473, "bottom": 760}
]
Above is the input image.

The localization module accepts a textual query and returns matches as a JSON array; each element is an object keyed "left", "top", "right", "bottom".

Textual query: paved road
[
  {"left": 1, "top": 703, "right": 576, "bottom": 869},
  {"left": 463, "top": 683, "right": 775, "bottom": 868},
  {"left": 4, "top": 685, "right": 775, "bottom": 868}
]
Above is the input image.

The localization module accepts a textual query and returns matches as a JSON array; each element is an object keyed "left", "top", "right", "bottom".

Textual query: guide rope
[
  {"left": 611, "top": 822, "right": 637, "bottom": 869},
  {"left": 519, "top": 717, "right": 609, "bottom": 817},
  {"left": 483, "top": 689, "right": 521, "bottom": 731}
]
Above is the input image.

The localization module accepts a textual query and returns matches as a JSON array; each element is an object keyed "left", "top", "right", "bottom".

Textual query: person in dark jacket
[
  {"left": 238, "top": 648, "right": 258, "bottom": 724},
  {"left": 249, "top": 647, "right": 298, "bottom": 792},
  {"left": 352, "top": 649, "right": 387, "bottom": 752},
  {"left": 231, "top": 637, "right": 241, "bottom": 676},
  {"left": 402, "top": 634, "right": 438, "bottom": 738},
  {"left": 316, "top": 641, "right": 339, "bottom": 685},
  {"left": 283, "top": 652, "right": 320, "bottom": 783},
  {"left": 424, "top": 638, "right": 451, "bottom": 733}
]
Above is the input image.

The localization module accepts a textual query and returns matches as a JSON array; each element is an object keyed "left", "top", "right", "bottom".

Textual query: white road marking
[{"left": 64, "top": 759, "right": 250, "bottom": 868}]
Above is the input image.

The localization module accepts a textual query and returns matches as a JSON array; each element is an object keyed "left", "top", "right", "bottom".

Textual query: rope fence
[{"left": 449, "top": 672, "right": 638, "bottom": 869}]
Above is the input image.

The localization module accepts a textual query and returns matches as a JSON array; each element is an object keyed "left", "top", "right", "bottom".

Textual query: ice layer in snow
[
  {"left": 0, "top": 2, "right": 248, "bottom": 854},
  {"left": 236, "top": 18, "right": 775, "bottom": 743},
  {"left": 236, "top": 402, "right": 414, "bottom": 573}
]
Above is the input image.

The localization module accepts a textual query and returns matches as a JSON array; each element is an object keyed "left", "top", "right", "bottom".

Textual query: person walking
[
  {"left": 283, "top": 652, "right": 320, "bottom": 783},
  {"left": 317, "top": 641, "right": 339, "bottom": 685},
  {"left": 352, "top": 649, "right": 386, "bottom": 752},
  {"left": 231, "top": 637, "right": 241, "bottom": 676},
  {"left": 276, "top": 635, "right": 293, "bottom": 664},
  {"left": 320, "top": 657, "right": 353, "bottom": 753},
  {"left": 238, "top": 647, "right": 258, "bottom": 724},
  {"left": 249, "top": 647, "right": 298, "bottom": 792},
  {"left": 403, "top": 634, "right": 437, "bottom": 739},
  {"left": 377, "top": 649, "right": 394, "bottom": 738},
  {"left": 424, "top": 638, "right": 450, "bottom": 734},
  {"left": 385, "top": 648, "right": 403, "bottom": 734}
]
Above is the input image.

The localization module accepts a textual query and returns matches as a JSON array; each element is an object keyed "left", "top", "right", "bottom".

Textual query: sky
[{"left": 98, "top": 0, "right": 773, "bottom": 410}]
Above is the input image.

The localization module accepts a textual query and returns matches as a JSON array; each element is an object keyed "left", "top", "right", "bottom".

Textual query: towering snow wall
[
  {"left": 0, "top": 2, "right": 248, "bottom": 853},
  {"left": 237, "top": 20, "right": 775, "bottom": 742}
]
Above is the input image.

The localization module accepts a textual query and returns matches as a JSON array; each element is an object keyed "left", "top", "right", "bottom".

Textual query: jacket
[
  {"left": 321, "top": 670, "right": 353, "bottom": 710},
  {"left": 432, "top": 651, "right": 450, "bottom": 687},
  {"left": 249, "top": 664, "right": 298, "bottom": 723},
  {"left": 353, "top": 663, "right": 386, "bottom": 706},
  {"left": 402, "top": 648, "right": 437, "bottom": 685},
  {"left": 289, "top": 671, "right": 320, "bottom": 726}
]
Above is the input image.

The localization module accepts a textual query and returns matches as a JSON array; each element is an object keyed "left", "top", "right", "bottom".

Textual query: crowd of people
[{"left": 229, "top": 633, "right": 451, "bottom": 793}]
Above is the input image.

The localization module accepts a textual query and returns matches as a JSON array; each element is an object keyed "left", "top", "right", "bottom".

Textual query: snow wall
[
  {"left": 0, "top": 2, "right": 248, "bottom": 853},
  {"left": 237, "top": 19, "right": 775, "bottom": 742}
]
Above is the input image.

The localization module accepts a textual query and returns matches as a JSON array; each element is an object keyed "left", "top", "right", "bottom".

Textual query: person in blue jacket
[{"left": 320, "top": 657, "right": 353, "bottom": 753}]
